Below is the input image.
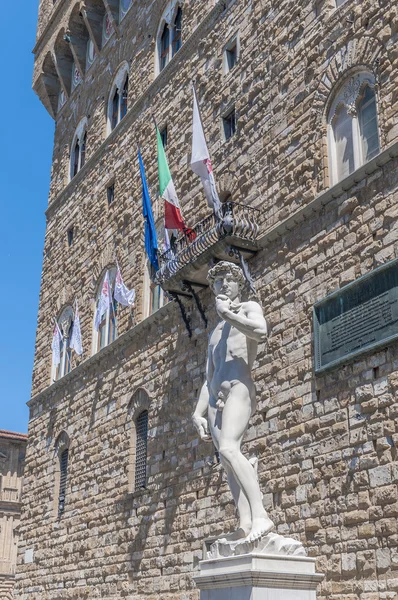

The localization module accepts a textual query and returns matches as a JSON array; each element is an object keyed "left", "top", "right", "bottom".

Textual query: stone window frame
[
  {"left": 53, "top": 431, "right": 71, "bottom": 519},
  {"left": 326, "top": 70, "right": 380, "bottom": 186},
  {"left": 69, "top": 117, "right": 88, "bottom": 181},
  {"left": 154, "top": 0, "right": 184, "bottom": 76},
  {"left": 221, "top": 103, "right": 237, "bottom": 142},
  {"left": 106, "top": 62, "right": 130, "bottom": 136},
  {"left": 223, "top": 31, "right": 240, "bottom": 76},
  {"left": 51, "top": 305, "right": 74, "bottom": 383},
  {"left": 91, "top": 265, "right": 118, "bottom": 355},
  {"left": 126, "top": 389, "right": 151, "bottom": 494}
]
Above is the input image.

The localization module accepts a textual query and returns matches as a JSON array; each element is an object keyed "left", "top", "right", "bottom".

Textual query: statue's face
[{"left": 212, "top": 271, "right": 240, "bottom": 301}]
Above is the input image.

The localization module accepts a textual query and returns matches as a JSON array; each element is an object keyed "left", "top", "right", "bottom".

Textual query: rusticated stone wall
[
  {"left": 16, "top": 0, "right": 398, "bottom": 598},
  {"left": 0, "top": 431, "right": 27, "bottom": 600}
]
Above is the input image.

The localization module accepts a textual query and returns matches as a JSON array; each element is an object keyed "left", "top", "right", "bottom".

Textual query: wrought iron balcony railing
[{"left": 156, "top": 201, "right": 260, "bottom": 289}]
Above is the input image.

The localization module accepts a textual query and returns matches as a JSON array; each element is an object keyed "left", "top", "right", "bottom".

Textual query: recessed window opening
[
  {"left": 58, "top": 448, "right": 69, "bottom": 517},
  {"left": 67, "top": 227, "right": 74, "bottom": 246},
  {"left": 327, "top": 72, "right": 380, "bottom": 185},
  {"left": 135, "top": 410, "right": 149, "bottom": 489},
  {"left": 223, "top": 107, "right": 236, "bottom": 141},
  {"left": 108, "top": 69, "right": 129, "bottom": 133},
  {"left": 111, "top": 89, "right": 120, "bottom": 130},
  {"left": 70, "top": 119, "right": 88, "bottom": 180},
  {"left": 224, "top": 34, "right": 239, "bottom": 74},
  {"left": 107, "top": 183, "right": 115, "bottom": 206},
  {"left": 121, "top": 76, "right": 128, "bottom": 120},
  {"left": 160, "top": 24, "right": 170, "bottom": 71},
  {"left": 172, "top": 7, "right": 182, "bottom": 56},
  {"left": 160, "top": 125, "right": 168, "bottom": 148},
  {"left": 53, "top": 307, "right": 74, "bottom": 381},
  {"left": 157, "top": 4, "right": 183, "bottom": 74},
  {"left": 94, "top": 267, "right": 118, "bottom": 353}
]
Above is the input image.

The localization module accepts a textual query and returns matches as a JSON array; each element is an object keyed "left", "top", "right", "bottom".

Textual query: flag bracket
[
  {"left": 182, "top": 281, "right": 208, "bottom": 328},
  {"left": 171, "top": 293, "right": 192, "bottom": 338}
]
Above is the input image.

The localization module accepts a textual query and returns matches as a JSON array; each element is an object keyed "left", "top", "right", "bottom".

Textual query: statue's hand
[
  {"left": 192, "top": 414, "right": 211, "bottom": 441},
  {"left": 215, "top": 295, "right": 231, "bottom": 318}
]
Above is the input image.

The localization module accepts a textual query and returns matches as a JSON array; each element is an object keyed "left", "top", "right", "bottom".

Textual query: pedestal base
[{"left": 194, "top": 553, "right": 324, "bottom": 600}]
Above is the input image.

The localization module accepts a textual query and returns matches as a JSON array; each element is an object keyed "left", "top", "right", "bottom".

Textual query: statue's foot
[
  {"left": 218, "top": 527, "right": 248, "bottom": 543},
  {"left": 246, "top": 517, "right": 274, "bottom": 542}
]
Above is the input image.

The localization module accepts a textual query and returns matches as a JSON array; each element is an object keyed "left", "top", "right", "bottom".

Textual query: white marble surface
[{"left": 194, "top": 552, "right": 324, "bottom": 600}]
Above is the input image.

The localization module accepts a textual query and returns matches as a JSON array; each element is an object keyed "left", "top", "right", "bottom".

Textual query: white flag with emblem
[
  {"left": 51, "top": 320, "right": 62, "bottom": 366},
  {"left": 94, "top": 271, "right": 111, "bottom": 331},
  {"left": 70, "top": 300, "right": 83, "bottom": 355},
  {"left": 114, "top": 263, "right": 136, "bottom": 307},
  {"left": 191, "top": 86, "right": 222, "bottom": 217}
]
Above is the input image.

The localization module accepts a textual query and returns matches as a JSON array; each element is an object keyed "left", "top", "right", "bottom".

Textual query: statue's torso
[{"left": 208, "top": 304, "right": 257, "bottom": 398}]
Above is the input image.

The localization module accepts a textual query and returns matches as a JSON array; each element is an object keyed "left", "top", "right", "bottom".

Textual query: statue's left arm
[{"left": 216, "top": 299, "right": 267, "bottom": 342}]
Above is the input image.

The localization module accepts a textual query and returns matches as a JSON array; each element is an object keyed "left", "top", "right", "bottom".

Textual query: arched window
[
  {"left": 107, "top": 64, "right": 129, "bottom": 134},
  {"left": 70, "top": 118, "right": 88, "bottom": 180},
  {"left": 54, "top": 432, "right": 70, "bottom": 518},
  {"left": 172, "top": 7, "right": 182, "bottom": 55},
  {"left": 156, "top": 2, "right": 183, "bottom": 74},
  {"left": 52, "top": 306, "right": 73, "bottom": 382},
  {"left": 93, "top": 266, "right": 118, "bottom": 353},
  {"left": 135, "top": 411, "right": 148, "bottom": 489},
  {"left": 160, "top": 24, "right": 170, "bottom": 71},
  {"left": 58, "top": 448, "right": 69, "bottom": 516},
  {"left": 127, "top": 389, "right": 150, "bottom": 493},
  {"left": 327, "top": 72, "right": 380, "bottom": 185}
]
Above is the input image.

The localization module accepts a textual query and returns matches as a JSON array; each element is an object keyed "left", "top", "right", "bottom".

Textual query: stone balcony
[{"left": 156, "top": 201, "right": 261, "bottom": 294}]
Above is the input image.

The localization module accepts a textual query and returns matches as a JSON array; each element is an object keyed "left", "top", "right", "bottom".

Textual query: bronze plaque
[{"left": 314, "top": 259, "right": 398, "bottom": 373}]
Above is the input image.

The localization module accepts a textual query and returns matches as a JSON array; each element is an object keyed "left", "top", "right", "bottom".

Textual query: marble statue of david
[{"left": 193, "top": 261, "right": 274, "bottom": 543}]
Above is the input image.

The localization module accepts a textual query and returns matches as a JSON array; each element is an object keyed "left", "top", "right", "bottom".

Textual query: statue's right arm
[{"left": 192, "top": 347, "right": 213, "bottom": 441}]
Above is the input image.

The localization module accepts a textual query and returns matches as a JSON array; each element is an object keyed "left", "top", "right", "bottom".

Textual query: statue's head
[{"left": 207, "top": 261, "right": 245, "bottom": 300}]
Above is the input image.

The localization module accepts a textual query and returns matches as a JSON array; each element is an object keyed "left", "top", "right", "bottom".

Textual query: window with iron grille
[
  {"left": 134, "top": 411, "right": 148, "bottom": 489},
  {"left": 58, "top": 448, "right": 69, "bottom": 517}
]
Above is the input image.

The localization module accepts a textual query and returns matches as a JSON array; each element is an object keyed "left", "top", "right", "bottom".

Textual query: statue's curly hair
[{"left": 207, "top": 261, "right": 245, "bottom": 290}]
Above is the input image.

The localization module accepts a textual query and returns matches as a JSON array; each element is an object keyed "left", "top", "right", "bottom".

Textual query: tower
[{"left": 16, "top": 0, "right": 398, "bottom": 599}]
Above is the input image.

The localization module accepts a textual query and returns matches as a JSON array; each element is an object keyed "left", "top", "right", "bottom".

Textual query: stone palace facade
[
  {"left": 15, "top": 0, "right": 398, "bottom": 598},
  {"left": 0, "top": 430, "right": 27, "bottom": 600}
]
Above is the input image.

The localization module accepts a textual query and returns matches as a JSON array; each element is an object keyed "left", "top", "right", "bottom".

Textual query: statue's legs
[
  {"left": 208, "top": 402, "right": 251, "bottom": 538},
  {"left": 217, "top": 383, "right": 274, "bottom": 542}
]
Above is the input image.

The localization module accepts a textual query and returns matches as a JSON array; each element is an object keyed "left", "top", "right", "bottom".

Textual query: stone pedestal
[{"left": 194, "top": 553, "right": 324, "bottom": 600}]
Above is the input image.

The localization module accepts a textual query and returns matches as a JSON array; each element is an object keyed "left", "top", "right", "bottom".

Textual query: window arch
[
  {"left": 327, "top": 71, "right": 380, "bottom": 185},
  {"left": 107, "top": 63, "right": 129, "bottom": 135},
  {"left": 52, "top": 306, "right": 74, "bottom": 382},
  {"left": 92, "top": 266, "right": 118, "bottom": 353},
  {"left": 127, "top": 390, "right": 150, "bottom": 492},
  {"left": 70, "top": 118, "right": 88, "bottom": 180},
  {"left": 54, "top": 432, "right": 70, "bottom": 518},
  {"left": 156, "top": 2, "right": 183, "bottom": 75}
]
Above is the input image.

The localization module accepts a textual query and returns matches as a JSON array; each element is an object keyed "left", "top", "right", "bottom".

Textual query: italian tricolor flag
[{"left": 157, "top": 127, "right": 188, "bottom": 232}]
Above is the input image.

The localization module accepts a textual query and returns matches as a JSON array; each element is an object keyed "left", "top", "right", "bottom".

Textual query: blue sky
[{"left": 0, "top": 2, "right": 54, "bottom": 433}]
